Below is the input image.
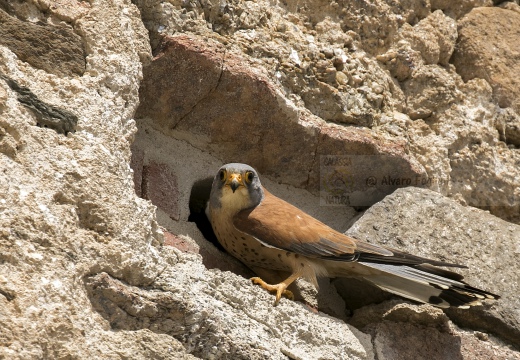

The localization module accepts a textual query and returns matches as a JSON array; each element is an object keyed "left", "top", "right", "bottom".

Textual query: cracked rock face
[
  {"left": 1, "top": 0, "right": 520, "bottom": 359},
  {"left": 135, "top": 34, "right": 424, "bottom": 206},
  {"left": 135, "top": 0, "right": 520, "bottom": 223}
]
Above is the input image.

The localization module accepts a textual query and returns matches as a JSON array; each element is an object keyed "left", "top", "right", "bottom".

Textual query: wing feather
[
  {"left": 233, "top": 188, "right": 392, "bottom": 259},
  {"left": 233, "top": 189, "right": 469, "bottom": 269},
  {"left": 355, "top": 248, "right": 466, "bottom": 268}
]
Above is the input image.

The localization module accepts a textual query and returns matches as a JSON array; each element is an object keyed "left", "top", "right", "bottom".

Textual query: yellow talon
[{"left": 250, "top": 277, "right": 294, "bottom": 305}]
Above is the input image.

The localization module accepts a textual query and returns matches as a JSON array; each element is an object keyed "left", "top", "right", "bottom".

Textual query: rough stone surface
[
  {"left": 85, "top": 253, "right": 371, "bottom": 360},
  {"left": 141, "top": 162, "right": 180, "bottom": 220},
  {"left": 0, "top": 8, "right": 85, "bottom": 77},
  {"left": 2, "top": 0, "right": 520, "bottom": 359},
  {"left": 496, "top": 107, "right": 520, "bottom": 147},
  {"left": 135, "top": 0, "right": 520, "bottom": 223},
  {"left": 136, "top": 35, "right": 425, "bottom": 206},
  {"left": 452, "top": 6, "right": 520, "bottom": 114},
  {"left": 431, "top": 0, "right": 493, "bottom": 19},
  {"left": 347, "top": 187, "right": 520, "bottom": 349},
  {"left": 399, "top": 10, "right": 457, "bottom": 66},
  {"left": 350, "top": 301, "right": 520, "bottom": 360},
  {"left": 0, "top": 0, "right": 185, "bottom": 358}
]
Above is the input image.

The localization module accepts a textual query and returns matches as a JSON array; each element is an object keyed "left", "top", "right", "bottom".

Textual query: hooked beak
[
  {"left": 230, "top": 180, "right": 239, "bottom": 193},
  {"left": 228, "top": 173, "right": 242, "bottom": 193}
]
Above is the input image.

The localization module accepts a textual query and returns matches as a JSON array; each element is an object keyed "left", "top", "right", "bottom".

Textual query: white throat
[{"left": 219, "top": 185, "right": 254, "bottom": 214}]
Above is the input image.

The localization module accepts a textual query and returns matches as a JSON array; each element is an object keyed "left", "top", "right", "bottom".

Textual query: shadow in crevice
[
  {"left": 84, "top": 273, "right": 175, "bottom": 332},
  {"left": 186, "top": 176, "right": 224, "bottom": 252},
  {"left": 84, "top": 271, "right": 209, "bottom": 358}
]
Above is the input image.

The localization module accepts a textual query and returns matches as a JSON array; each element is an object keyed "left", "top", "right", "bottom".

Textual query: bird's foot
[{"left": 250, "top": 277, "right": 294, "bottom": 305}]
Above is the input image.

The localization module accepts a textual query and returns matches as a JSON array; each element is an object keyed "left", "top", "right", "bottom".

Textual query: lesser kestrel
[{"left": 206, "top": 163, "right": 499, "bottom": 307}]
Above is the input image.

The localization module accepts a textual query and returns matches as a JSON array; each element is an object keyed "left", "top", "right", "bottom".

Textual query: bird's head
[{"left": 209, "top": 163, "right": 264, "bottom": 212}]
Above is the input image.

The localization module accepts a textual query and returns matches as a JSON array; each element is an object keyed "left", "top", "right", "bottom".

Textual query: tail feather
[{"left": 359, "top": 262, "right": 499, "bottom": 308}]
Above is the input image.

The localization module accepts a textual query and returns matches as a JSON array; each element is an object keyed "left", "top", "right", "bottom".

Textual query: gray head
[{"left": 209, "top": 163, "right": 264, "bottom": 212}]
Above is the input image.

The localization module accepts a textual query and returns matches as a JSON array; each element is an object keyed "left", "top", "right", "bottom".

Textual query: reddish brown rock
[
  {"left": 163, "top": 231, "right": 199, "bottom": 254},
  {"left": 431, "top": 0, "right": 492, "bottom": 19},
  {"left": 142, "top": 162, "right": 180, "bottom": 220},
  {"left": 136, "top": 35, "right": 425, "bottom": 205}
]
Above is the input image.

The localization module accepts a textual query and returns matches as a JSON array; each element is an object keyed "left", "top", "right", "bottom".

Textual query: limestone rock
[
  {"left": 347, "top": 187, "right": 520, "bottom": 348},
  {"left": 496, "top": 107, "right": 520, "bottom": 147},
  {"left": 452, "top": 7, "right": 520, "bottom": 114},
  {"left": 85, "top": 253, "right": 371, "bottom": 360},
  {"left": 350, "top": 301, "right": 520, "bottom": 360},
  {"left": 1, "top": 0, "right": 519, "bottom": 358},
  {"left": 136, "top": 35, "right": 425, "bottom": 205},
  {"left": 0, "top": 8, "right": 85, "bottom": 77},
  {"left": 399, "top": 10, "right": 457, "bottom": 66},
  {"left": 402, "top": 65, "right": 461, "bottom": 120},
  {"left": 0, "top": 0, "right": 172, "bottom": 358},
  {"left": 135, "top": 0, "right": 406, "bottom": 127}
]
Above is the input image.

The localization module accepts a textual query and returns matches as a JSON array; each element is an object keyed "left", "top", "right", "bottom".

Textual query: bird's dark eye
[
  {"left": 218, "top": 169, "right": 226, "bottom": 182},
  {"left": 245, "top": 171, "right": 254, "bottom": 184}
]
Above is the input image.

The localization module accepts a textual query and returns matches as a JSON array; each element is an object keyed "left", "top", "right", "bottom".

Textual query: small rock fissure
[
  {"left": 0, "top": 288, "right": 15, "bottom": 301},
  {"left": 172, "top": 48, "right": 227, "bottom": 130}
]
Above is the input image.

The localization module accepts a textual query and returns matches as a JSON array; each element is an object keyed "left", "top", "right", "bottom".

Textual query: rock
[
  {"left": 0, "top": 8, "right": 85, "bottom": 77},
  {"left": 133, "top": 0, "right": 520, "bottom": 223},
  {"left": 346, "top": 187, "right": 520, "bottom": 348},
  {"left": 85, "top": 253, "right": 371, "bottom": 360},
  {"left": 136, "top": 0, "right": 406, "bottom": 127},
  {"left": 402, "top": 65, "right": 461, "bottom": 120},
  {"left": 452, "top": 7, "right": 520, "bottom": 114},
  {"left": 448, "top": 142, "right": 520, "bottom": 224},
  {"left": 403, "top": 75, "right": 520, "bottom": 223},
  {"left": 350, "top": 301, "right": 520, "bottom": 360},
  {"left": 496, "top": 107, "right": 520, "bottom": 147},
  {"left": 399, "top": 10, "right": 457, "bottom": 66},
  {"left": 1, "top": 0, "right": 519, "bottom": 358},
  {"left": 431, "top": 0, "right": 493, "bottom": 19},
  {"left": 0, "top": 74, "right": 78, "bottom": 134},
  {"left": 0, "top": 0, "right": 171, "bottom": 358},
  {"left": 141, "top": 162, "right": 180, "bottom": 221},
  {"left": 136, "top": 34, "right": 425, "bottom": 205}
]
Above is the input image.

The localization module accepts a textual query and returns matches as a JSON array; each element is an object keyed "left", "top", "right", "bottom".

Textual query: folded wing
[{"left": 233, "top": 188, "right": 392, "bottom": 259}]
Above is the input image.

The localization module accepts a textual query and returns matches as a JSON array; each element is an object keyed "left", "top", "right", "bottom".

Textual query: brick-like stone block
[
  {"left": 163, "top": 231, "right": 199, "bottom": 253},
  {"left": 142, "top": 162, "right": 180, "bottom": 220}
]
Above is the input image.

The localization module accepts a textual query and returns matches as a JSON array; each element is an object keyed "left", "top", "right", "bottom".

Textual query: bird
[{"left": 206, "top": 163, "right": 499, "bottom": 308}]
